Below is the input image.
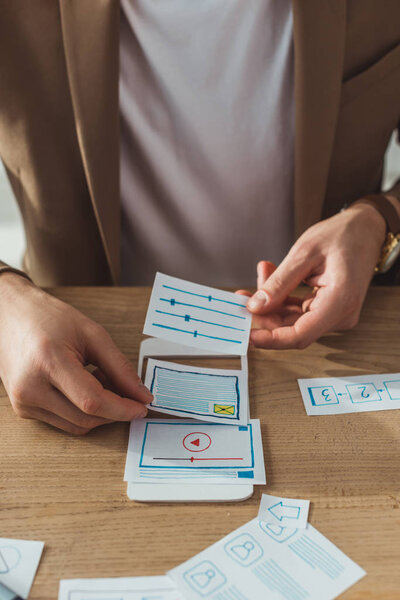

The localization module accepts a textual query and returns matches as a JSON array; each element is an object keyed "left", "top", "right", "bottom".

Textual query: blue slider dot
[
  {"left": 184, "top": 314, "right": 190, "bottom": 322},
  {"left": 193, "top": 330, "right": 198, "bottom": 337},
  {"left": 170, "top": 298, "right": 176, "bottom": 306}
]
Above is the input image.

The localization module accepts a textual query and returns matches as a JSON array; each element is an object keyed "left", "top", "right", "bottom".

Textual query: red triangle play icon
[{"left": 191, "top": 438, "right": 200, "bottom": 447}]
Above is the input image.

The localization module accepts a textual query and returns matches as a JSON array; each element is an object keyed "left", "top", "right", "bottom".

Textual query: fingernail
[
  {"left": 139, "top": 382, "right": 153, "bottom": 399},
  {"left": 139, "top": 406, "right": 148, "bottom": 418},
  {"left": 247, "top": 290, "right": 268, "bottom": 310}
]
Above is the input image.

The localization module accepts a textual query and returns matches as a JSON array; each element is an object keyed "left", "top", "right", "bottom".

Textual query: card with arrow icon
[{"left": 258, "top": 494, "right": 310, "bottom": 529}]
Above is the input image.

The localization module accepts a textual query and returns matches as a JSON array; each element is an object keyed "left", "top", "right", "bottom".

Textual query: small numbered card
[{"left": 298, "top": 372, "right": 400, "bottom": 415}]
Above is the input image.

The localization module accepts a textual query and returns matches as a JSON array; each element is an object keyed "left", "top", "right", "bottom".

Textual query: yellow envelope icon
[{"left": 213, "top": 404, "right": 235, "bottom": 415}]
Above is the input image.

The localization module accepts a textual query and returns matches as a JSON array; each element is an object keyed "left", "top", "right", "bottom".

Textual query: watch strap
[{"left": 352, "top": 194, "right": 400, "bottom": 235}]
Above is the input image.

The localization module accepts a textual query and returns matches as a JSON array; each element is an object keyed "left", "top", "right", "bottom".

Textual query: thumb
[
  {"left": 84, "top": 323, "right": 153, "bottom": 404},
  {"left": 247, "top": 253, "right": 312, "bottom": 314}
]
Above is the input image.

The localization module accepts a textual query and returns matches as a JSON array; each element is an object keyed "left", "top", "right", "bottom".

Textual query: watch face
[{"left": 381, "top": 239, "right": 400, "bottom": 273}]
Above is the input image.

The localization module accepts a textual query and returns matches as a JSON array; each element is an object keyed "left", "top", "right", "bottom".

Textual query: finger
[
  {"left": 52, "top": 356, "right": 149, "bottom": 421},
  {"left": 250, "top": 287, "right": 338, "bottom": 349},
  {"left": 257, "top": 261, "right": 277, "bottom": 289},
  {"left": 84, "top": 323, "right": 152, "bottom": 404},
  {"left": 32, "top": 382, "right": 112, "bottom": 429},
  {"left": 28, "top": 406, "right": 93, "bottom": 435},
  {"left": 235, "top": 290, "right": 252, "bottom": 297},
  {"left": 248, "top": 252, "right": 319, "bottom": 315}
]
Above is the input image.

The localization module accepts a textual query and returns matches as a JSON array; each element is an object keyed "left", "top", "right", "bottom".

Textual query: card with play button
[{"left": 124, "top": 419, "right": 266, "bottom": 485}]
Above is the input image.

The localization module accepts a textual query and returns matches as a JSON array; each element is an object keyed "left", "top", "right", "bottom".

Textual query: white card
[
  {"left": 124, "top": 419, "right": 265, "bottom": 485},
  {"left": 145, "top": 359, "right": 249, "bottom": 425},
  {"left": 168, "top": 518, "right": 365, "bottom": 600},
  {"left": 258, "top": 494, "right": 310, "bottom": 530},
  {"left": 59, "top": 576, "right": 183, "bottom": 600},
  {"left": 143, "top": 273, "right": 251, "bottom": 356},
  {"left": 0, "top": 538, "right": 44, "bottom": 599},
  {"left": 298, "top": 372, "right": 400, "bottom": 415}
]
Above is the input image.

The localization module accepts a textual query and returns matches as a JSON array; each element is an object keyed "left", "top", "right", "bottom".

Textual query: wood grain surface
[{"left": 0, "top": 286, "right": 399, "bottom": 599}]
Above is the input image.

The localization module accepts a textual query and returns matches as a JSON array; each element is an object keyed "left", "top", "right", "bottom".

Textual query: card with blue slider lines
[{"left": 143, "top": 273, "right": 252, "bottom": 355}]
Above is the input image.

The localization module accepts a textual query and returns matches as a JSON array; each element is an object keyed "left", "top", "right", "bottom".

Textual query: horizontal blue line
[
  {"left": 162, "top": 284, "right": 247, "bottom": 308},
  {"left": 152, "top": 323, "right": 242, "bottom": 344},
  {"left": 160, "top": 298, "right": 245, "bottom": 320},
  {"left": 155, "top": 309, "right": 245, "bottom": 331}
]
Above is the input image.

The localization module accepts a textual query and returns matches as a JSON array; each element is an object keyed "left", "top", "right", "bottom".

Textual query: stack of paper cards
[
  {"left": 124, "top": 419, "right": 265, "bottom": 485},
  {"left": 125, "top": 272, "right": 266, "bottom": 498},
  {"left": 298, "top": 372, "right": 400, "bottom": 415},
  {"left": 0, "top": 538, "right": 44, "bottom": 599},
  {"left": 59, "top": 576, "right": 182, "bottom": 599},
  {"left": 168, "top": 501, "right": 366, "bottom": 600}
]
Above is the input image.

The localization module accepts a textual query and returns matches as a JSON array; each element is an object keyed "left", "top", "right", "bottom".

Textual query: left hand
[{"left": 238, "top": 203, "right": 387, "bottom": 349}]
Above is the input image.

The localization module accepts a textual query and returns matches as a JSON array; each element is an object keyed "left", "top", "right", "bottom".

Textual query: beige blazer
[{"left": 0, "top": 0, "right": 399, "bottom": 286}]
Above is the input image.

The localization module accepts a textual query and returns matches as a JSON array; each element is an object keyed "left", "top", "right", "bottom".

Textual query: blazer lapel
[
  {"left": 59, "top": 0, "right": 120, "bottom": 283},
  {"left": 292, "top": 0, "right": 347, "bottom": 236}
]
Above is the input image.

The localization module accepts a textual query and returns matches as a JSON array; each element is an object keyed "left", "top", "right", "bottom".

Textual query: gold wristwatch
[{"left": 352, "top": 194, "right": 400, "bottom": 274}]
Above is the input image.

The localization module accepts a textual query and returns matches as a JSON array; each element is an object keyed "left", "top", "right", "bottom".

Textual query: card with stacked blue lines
[
  {"left": 143, "top": 273, "right": 252, "bottom": 356},
  {"left": 144, "top": 358, "right": 249, "bottom": 425}
]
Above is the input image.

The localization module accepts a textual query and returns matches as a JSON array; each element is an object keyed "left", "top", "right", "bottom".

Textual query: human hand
[
  {"left": 0, "top": 274, "right": 152, "bottom": 434},
  {"left": 239, "top": 203, "right": 387, "bottom": 349}
]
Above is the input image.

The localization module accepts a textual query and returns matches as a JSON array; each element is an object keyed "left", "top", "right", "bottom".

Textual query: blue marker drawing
[
  {"left": 345, "top": 382, "right": 382, "bottom": 403},
  {"left": 289, "top": 534, "right": 345, "bottom": 580},
  {"left": 384, "top": 379, "right": 400, "bottom": 401},
  {"left": 268, "top": 502, "right": 301, "bottom": 522},
  {"left": 149, "top": 365, "right": 240, "bottom": 421},
  {"left": 162, "top": 284, "right": 247, "bottom": 308},
  {"left": 308, "top": 386, "right": 339, "bottom": 407},
  {"left": 155, "top": 310, "right": 245, "bottom": 332},
  {"left": 160, "top": 298, "right": 246, "bottom": 320},
  {"left": 184, "top": 560, "right": 227, "bottom": 597},
  {"left": 152, "top": 323, "right": 242, "bottom": 344},
  {"left": 224, "top": 533, "right": 263, "bottom": 567},
  {"left": 258, "top": 522, "right": 298, "bottom": 544}
]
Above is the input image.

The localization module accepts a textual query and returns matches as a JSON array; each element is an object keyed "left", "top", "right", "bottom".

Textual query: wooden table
[{"left": 1, "top": 286, "right": 400, "bottom": 599}]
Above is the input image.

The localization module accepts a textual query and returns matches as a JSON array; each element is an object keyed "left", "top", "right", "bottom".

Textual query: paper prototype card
[
  {"left": 124, "top": 419, "right": 265, "bottom": 485},
  {"left": 0, "top": 538, "right": 44, "bottom": 599},
  {"left": 168, "top": 518, "right": 365, "bottom": 600},
  {"left": 298, "top": 372, "right": 400, "bottom": 415},
  {"left": 258, "top": 494, "right": 310, "bottom": 530},
  {"left": 145, "top": 358, "right": 248, "bottom": 425},
  {"left": 143, "top": 273, "right": 251, "bottom": 356},
  {"left": 59, "top": 576, "right": 183, "bottom": 600}
]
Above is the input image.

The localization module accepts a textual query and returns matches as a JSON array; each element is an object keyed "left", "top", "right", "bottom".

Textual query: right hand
[{"left": 0, "top": 273, "right": 152, "bottom": 435}]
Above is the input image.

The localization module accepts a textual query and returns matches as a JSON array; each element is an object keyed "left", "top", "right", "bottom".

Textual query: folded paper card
[
  {"left": 143, "top": 273, "right": 252, "bottom": 355},
  {"left": 258, "top": 494, "right": 310, "bottom": 530},
  {"left": 59, "top": 576, "right": 183, "bottom": 600},
  {"left": 298, "top": 372, "right": 400, "bottom": 415},
  {"left": 0, "top": 538, "right": 44, "bottom": 599},
  {"left": 124, "top": 419, "right": 265, "bottom": 485},
  {"left": 145, "top": 358, "right": 248, "bottom": 425},
  {"left": 168, "top": 518, "right": 365, "bottom": 600}
]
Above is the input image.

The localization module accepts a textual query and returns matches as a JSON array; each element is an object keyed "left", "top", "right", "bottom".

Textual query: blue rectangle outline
[
  {"left": 345, "top": 382, "right": 382, "bottom": 403},
  {"left": 308, "top": 385, "right": 339, "bottom": 406},
  {"left": 383, "top": 379, "right": 400, "bottom": 401},
  {"left": 139, "top": 422, "right": 254, "bottom": 470},
  {"left": 149, "top": 365, "right": 240, "bottom": 421}
]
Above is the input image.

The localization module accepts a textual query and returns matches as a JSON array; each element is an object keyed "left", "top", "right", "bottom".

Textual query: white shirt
[{"left": 120, "top": 0, "right": 294, "bottom": 286}]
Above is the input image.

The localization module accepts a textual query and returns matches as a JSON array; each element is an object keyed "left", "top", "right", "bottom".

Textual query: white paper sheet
[
  {"left": 124, "top": 419, "right": 265, "bottom": 485},
  {"left": 145, "top": 359, "right": 248, "bottom": 425},
  {"left": 298, "top": 372, "right": 400, "bottom": 415},
  {"left": 168, "top": 518, "right": 365, "bottom": 600},
  {"left": 0, "top": 538, "right": 44, "bottom": 599},
  {"left": 143, "top": 273, "right": 251, "bottom": 356},
  {"left": 58, "top": 576, "right": 183, "bottom": 600},
  {"left": 258, "top": 494, "right": 310, "bottom": 530}
]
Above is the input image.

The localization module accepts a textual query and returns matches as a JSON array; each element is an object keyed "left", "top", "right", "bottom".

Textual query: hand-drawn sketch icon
[
  {"left": 268, "top": 501, "right": 301, "bottom": 523},
  {"left": 259, "top": 522, "right": 298, "bottom": 544},
  {"left": 224, "top": 533, "right": 263, "bottom": 567},
  {"left": 346, "top": 383, "right": 382, "bottom": 403},
  {"left": 183, "top": 560, "right": 227, "bottom": 596},
  {"left": 308, "top": 386, "right": 339, "bottom": 406},
  {"left": 213, "top": 404, "right": 236, "bottom": 416},
  {"left": 182, "top": 432, "right": 212, "bottom": 452},
  {"left": 0, "top": 546, "right": 21, "bottom": 574},
  {"left": 383, "top": 379, "right": 400, "bottom": 401}
]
